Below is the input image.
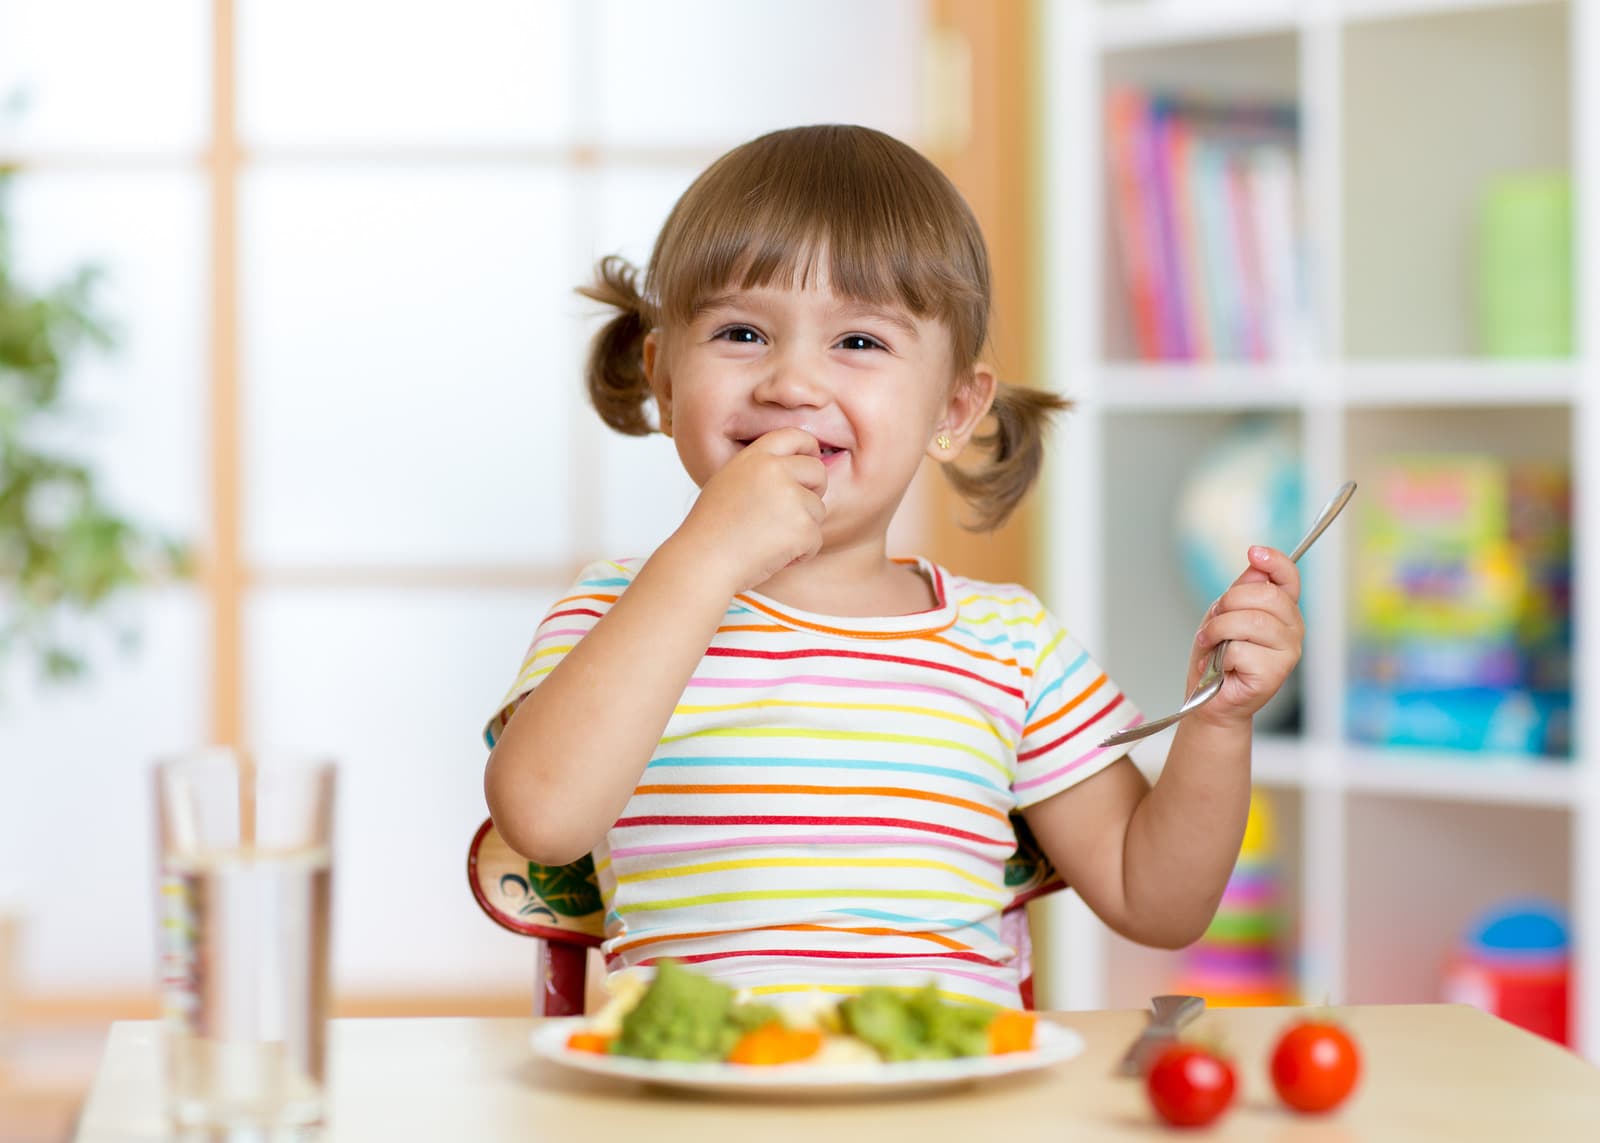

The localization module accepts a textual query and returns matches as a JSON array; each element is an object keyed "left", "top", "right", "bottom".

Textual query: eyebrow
[
  {"left": 690, "top": 293, "right": 748, "bottom": 321},
  {"left": 692, "top": 293, "right": 921, "bottom": 340},
  {"left": 837, "top": 302, "right": 921, "bottom": 340}
]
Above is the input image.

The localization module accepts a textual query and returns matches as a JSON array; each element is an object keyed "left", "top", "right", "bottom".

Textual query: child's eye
[
  {"left": 713, "top": 325, "right": 764, "bottom": 344},
  {"left": 837, "top": 333, "right": 887, "bottom": 352}
]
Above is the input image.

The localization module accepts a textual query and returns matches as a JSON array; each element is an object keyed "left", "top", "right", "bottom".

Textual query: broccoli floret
[
  {"left": 727, "top": 1000, "right": 784, "bottom": 1033},
  {"left": 610, "top": 960, "right": 738, "bottom": 1062},
  {"left": 840, "top": 982, "right": 997, "bottom": 1061},
  {"left": 608, "top": 961, "right": 792, "bottom": 1062}
]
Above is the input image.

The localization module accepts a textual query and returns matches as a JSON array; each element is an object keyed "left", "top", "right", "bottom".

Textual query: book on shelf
[{"left": 1104, "top": 88, "right": 1308, "bottom": 363}]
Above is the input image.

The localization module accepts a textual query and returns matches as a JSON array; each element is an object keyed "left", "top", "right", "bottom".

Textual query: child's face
[{"left": 644, "top": 276, "right": 981, "bottom": 550}]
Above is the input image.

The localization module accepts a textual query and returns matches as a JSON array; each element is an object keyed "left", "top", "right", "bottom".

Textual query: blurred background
[{"left": 0, "top": 0, "right": 1592, "bottom": 1135}]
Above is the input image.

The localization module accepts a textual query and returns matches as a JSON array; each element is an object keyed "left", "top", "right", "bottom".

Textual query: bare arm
[
  {"left": 1022, "top": 545, "right": 1303, "bottom": 947},
  {"left": 484, "top": 429, "right": 827, "bottom": 864},
  {"left": 1020, "top": 722, "right": 1250, "bottom": 948}
]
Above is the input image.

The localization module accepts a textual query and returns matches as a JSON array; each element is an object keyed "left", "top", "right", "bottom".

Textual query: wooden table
[{"left": 74, "top": 1005, "right": 1600, "bottom": 1141}]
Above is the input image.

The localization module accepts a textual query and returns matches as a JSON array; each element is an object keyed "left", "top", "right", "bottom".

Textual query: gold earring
[{"left": 936, "top": 433, "right": 951, "bottom": 451}]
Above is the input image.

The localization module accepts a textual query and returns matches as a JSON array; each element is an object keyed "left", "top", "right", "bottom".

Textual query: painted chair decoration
[{"left": 468, "top": 813, "right": 1067, "bottom": 1016}]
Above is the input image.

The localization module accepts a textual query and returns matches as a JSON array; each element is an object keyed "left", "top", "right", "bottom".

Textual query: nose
[{"left": 752, "top": 346, "right": 828, "bottom": 409}]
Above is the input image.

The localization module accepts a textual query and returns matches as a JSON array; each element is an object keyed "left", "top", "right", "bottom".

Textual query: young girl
[{"left": 483, "top": 124, "right": 1304, "bottom": 1010}]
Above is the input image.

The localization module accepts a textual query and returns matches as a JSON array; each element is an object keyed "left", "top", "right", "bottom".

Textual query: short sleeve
[
  {"left": 481, "top": 559, "right": 639, "bottom": 749},
  {"left": 1011, "top": 604, "right": 1142, "bottom": 808}
]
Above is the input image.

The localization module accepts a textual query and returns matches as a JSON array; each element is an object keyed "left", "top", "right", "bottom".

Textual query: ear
[
  {"left": 927, "top": 362, "right": 997, "bottom": 463},
  {"left": 643, "top": 329, "right": 672, "bottom": 437}
]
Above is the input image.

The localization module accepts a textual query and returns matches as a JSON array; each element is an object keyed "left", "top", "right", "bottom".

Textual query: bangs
[{"left": 644, "top": 126, "right": 990, "bottom": 367}]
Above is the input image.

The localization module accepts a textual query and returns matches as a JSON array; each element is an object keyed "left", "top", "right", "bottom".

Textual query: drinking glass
[{"left": 153, "top": 749, "right": 336, "bottom": 1137}]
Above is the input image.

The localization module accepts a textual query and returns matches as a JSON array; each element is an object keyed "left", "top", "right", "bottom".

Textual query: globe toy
[
  {"left": 1175, "top": 417, "right": 1305, "bottom": 611},
  {"left": 1175, "top": 419, "right": 1304, "bottom": 731}
]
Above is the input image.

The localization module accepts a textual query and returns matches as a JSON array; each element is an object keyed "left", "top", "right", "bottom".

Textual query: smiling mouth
[{"left": 736, "top": 438, "right": 846, "bottom": 457}]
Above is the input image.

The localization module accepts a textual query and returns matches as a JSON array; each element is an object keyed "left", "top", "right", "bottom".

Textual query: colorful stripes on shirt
[{"left": 484, "top": 556, "right": 1140, "bottom": 1007}]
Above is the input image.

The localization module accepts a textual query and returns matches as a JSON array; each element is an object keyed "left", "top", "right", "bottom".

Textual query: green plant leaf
[{"left": 0, "top": 168, "right": 192, "bottom": 695}]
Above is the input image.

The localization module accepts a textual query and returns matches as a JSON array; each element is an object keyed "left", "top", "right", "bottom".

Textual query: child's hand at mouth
[
  {"left": 673, "top": 427, "right": 829, "bottom": 593},
  {"left": 735, "top": 428, "right": 848, "bottom": 463}
]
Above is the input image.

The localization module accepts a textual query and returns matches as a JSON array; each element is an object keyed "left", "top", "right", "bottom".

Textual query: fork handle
[{"left": 1187, "top": 639, "right": 1229, "bottom": 699}]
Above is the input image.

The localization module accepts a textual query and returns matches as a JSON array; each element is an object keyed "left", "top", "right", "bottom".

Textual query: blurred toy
[
  {"left": 1175, "top": 417, "right": 1303, "bottom": 731},
  {"left": 1443, "top": 899, "right": 1570, "bottom": 1046},
  {"left": 1347, "top": 456, "right": 1571, "bottom": 757},
  {"left": 1477, "top": 172, "right": 1572, "bottom": 358},
  {"left": 1175, "top": 418, "right": 1303, "bottom": 608},
  {"left": 1175, "top": 790, "right": 1293, "bottom": 1007},
  {"left": 1346, "top": 684, "right": 1569, "bottom": 755}
]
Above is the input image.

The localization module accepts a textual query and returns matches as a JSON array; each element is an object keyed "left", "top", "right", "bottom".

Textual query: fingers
[
  {"left": 1200, "top": 609, "right": 1298, "bottom": 659},
  {"left": 1210, "top": 581, "right": 1299, "bottom": 625},
  {"left": 1229, "top": 546, "right": 1301, "bottom": 599},
  {"left": 750, "top": 428, "right": 828, "bottom": 498},
  {"left": 753, "top": 427, "right": 823, "bottom": 458},
  {"left": 1207, "top": 546, "right": 1302, "bottom": 648},
  {"left": 788, "top": 456, "right": 828, "bottom": 500}
]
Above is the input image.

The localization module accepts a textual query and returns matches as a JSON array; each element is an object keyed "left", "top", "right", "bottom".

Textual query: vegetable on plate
[{"left": 572, "top": 960, "right": 1038, "bottom": 1066}]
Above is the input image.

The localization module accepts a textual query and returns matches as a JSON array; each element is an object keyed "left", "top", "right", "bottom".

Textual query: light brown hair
[{"left": 580, "top": 124, "right": 1067, "bottom": 530}]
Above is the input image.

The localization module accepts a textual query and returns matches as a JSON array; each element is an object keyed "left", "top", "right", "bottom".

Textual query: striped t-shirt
[{"left": 484, "top": 556, "right": 1141, "bottom": 1008}]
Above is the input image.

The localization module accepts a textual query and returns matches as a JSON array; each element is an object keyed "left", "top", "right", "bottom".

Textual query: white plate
[{"left": 530, "top": 1017, "right": 1085, "bottom": 1098}]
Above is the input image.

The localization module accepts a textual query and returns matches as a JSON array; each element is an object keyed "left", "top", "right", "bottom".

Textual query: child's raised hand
[
  {"left": 1185, "top": 545, "right": 1304, "bottom": 726},
  {"left": 673, "top": 428, "right": 828, "bottom": 594}
]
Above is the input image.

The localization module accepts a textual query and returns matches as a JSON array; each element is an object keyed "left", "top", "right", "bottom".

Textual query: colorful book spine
[
  {"left": 1227, "top": 152, "right": 1270, "bottom": 361},
  {"left": 1147, "top": 95, "right": 1192, "bottom": 359},
  {"left": 1102, "top": 89, "right": 1303, "bottom": 362},
  {"left": 1104, "top": 88, "right": 1164, "bottom": 359}
]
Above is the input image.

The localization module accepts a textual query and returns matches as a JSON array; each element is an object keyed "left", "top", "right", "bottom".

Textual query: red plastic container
[{"left": 1442, "top": 902, "right": 1570, "bottom": 1047}]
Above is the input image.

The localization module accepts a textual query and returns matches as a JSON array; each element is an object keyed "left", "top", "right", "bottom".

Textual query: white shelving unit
[{"left": 1037, "top": 0, "right": 1599, "bottom": 1060}]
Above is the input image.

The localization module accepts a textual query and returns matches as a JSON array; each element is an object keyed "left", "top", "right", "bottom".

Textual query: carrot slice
[
  {"left": 728, "top": 1022, "right": 824, "bottom": 1065},
  {"left": 565, "top": 1031, "right": 615, "bottom": 1054},
  {"left": 987, "top": 1009, "right": 1037, "bottom": 1055}
]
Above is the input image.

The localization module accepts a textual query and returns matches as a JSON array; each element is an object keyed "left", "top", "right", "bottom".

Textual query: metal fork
[{"left": 1100, "top": 481, "right": 1357, "bottom": 749}]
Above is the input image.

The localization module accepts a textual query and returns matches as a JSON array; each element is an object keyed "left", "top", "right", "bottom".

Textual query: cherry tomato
[
  {"left": 1270, "top": 1019, "right": 1361, "bottom": 1114},
  {"left": 1145, "top": 1043, "right": 1237, "bottom": 1128}
]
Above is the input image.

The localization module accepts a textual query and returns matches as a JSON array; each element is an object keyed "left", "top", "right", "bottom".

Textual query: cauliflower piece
[
  {"left": 812, "top": 1033, "right": 885, "bottom": 1067},
  {"left": 588, "top": 969, "right": 648, "bottom": 1037}
]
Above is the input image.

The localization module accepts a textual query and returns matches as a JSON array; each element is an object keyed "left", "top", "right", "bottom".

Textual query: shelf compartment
[
  {"left": 1100, "top": 410, "right": 1306, "bottom": 738},
  {"left": 1342, "top": 1, "right": 1570, "bottom": 358},
  {"left": 1099, "top": 33, "right": 1302, "bottom": 364},
  {"left": 1342, "top": 406, "right": 1573, "bottom": 761},
  {"left": 1343, "top": 794, "right": 1570, "bottom": 1005}
]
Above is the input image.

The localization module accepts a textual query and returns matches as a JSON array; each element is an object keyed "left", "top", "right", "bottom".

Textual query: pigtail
[
  {"left": 577, "top": 255, "right": 656, "bottom": 436},
  {"left": 943, "top": 382, "right": 1073, "bottom": 531}
]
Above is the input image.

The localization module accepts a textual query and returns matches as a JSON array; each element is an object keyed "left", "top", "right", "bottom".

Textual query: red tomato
[
  {"left": 1270, "top": 1019, "right": 1361, "bottom": 1114},
  {"left": 1145, "top": 1043, "right": 1237, "bottom": 1128}
]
